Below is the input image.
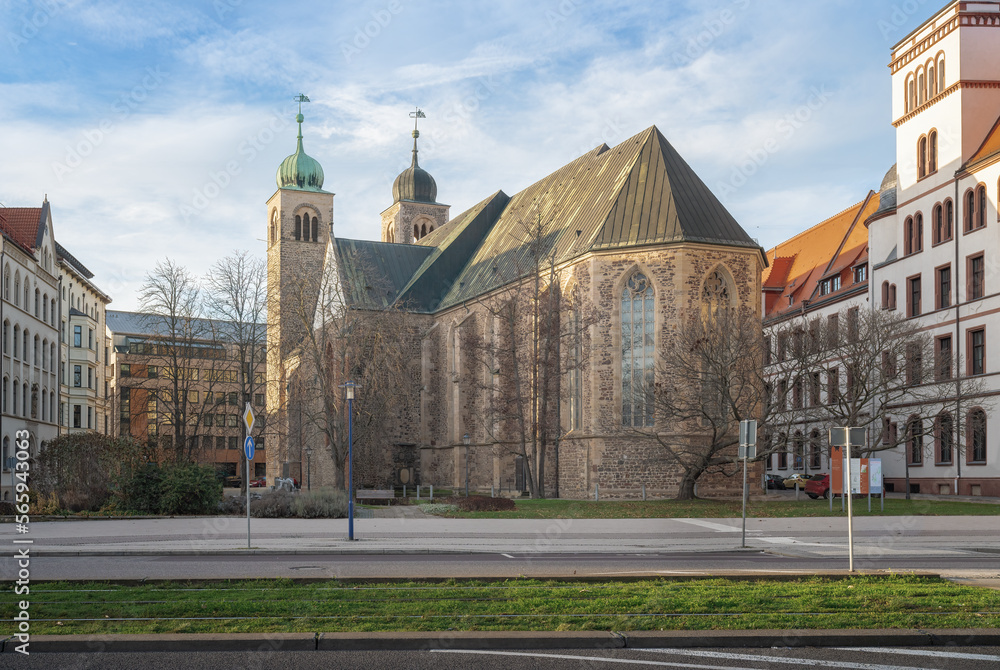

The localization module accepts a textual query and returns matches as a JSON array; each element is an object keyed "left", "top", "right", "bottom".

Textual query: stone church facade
[{"left": 265, "top": 112, "right": 766, "bottom": 498}]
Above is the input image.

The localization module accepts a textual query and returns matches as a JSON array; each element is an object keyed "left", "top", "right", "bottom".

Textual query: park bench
[{"left": 356, "top": 489, "right": 395, "bottom": 505}]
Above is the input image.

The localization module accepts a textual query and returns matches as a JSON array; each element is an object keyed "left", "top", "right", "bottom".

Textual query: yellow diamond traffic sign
[{"left": 243, "top": 403, "right": 255, "bottom": 434}]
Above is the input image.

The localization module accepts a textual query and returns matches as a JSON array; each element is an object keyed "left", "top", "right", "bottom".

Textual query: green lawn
[
  {"left": 3, "top": 575, "right": 998, "bottom": 635},
  {"left": 416, "top": 497, "right": 1000, "bottom": 519}
]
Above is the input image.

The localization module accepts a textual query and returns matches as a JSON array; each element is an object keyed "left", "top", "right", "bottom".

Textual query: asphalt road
[
  {"left": 5, "top": 646, "right": 1000, "bottom": 669},
  {"left": 23, "top": 549, "right": 1000, "bottom": 581}
]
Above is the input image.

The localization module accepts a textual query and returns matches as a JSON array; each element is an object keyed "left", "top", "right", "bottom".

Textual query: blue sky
[{"left": 0, "top": 0, "right": 940, "bottom": 310}]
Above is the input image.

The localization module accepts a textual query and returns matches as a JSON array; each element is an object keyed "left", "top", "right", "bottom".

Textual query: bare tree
[
  {"left": 204, "top": 251, "right": 269, "bottom": 492},
  {"left": 641, "top": 304, "right": 765, "bottom": 500},
  {"left": 137, "top": 259, "right": 223, "bottom": 461},
  {"left": 463, "top": 215, "right": 581, "bottom": 498},
  {"left": 281, "top": 255, "right": 411, "bottom": 490}
]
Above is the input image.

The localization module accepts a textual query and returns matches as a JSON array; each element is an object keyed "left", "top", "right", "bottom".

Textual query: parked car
[
  {"left": 765, "top": 474, "right": 786, "bottom": 490},
  {"left": 805, "top": 474, "right": 830, "bottom": 499},
  {"left": 249, "top": 477, "right": 266, "bottom": 488},
  {"left": 223, "top": 475, "right": 241, "bottom": 488},
  {"left": 783, "top": 473, "right": 810, "bottom": 489}
]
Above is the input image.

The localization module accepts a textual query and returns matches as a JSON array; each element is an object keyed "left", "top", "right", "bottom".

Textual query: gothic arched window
[
  {"left": 294, "top": 215, "right": 302, "bottom": 240},
  {"left": 311, "top": 216, "right": 318, "bottom": 242},
  {"left": 702, "top": 268, "right": 732, "bottom": 318},
  {"left": 621, "top": 272, "right": 654, "bottom": 427},
  {"left": 270, "top": 210, "right": 277, "bottom": 244}
]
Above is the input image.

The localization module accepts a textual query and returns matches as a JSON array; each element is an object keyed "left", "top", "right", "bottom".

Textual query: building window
[
  {"left": 935, "top": 335, "right": 952, "bottom": 380},
  {"left": 968, "top": 328, "right": 985, "bottom": 376},
  {"left": 906, "top": 343, "right": 923, "bottom": 386},
  {"left": 932, "top": 203, "right": 946, "bottom": 244},
  {"left": 294, "top": 214, "right": 302, "bottom": 240},
  {"left": 853, "top": 264, "right": 867, "bottom": 283},
  {"left": 87, "top": 367, "right": 93, "bottom": 389},
  {"left": 810, "top": 372, "right": 821, "bottom": 407},
  {"left": 793, "top": 434, "right": 804, "bottom": 470},
  {"left": 88, "top": 328, "right": 93, "bottom": 349},
  {"left": 936, "top": 413, "right": 953, "bottom": 464},
  {"left": 73, "top": 404, "right": 81, "bottom": 428},
  {"left": 809, "top": 430, "right": 822, "bottom": 469},
  {"left": 968, "top": 409, "right": 987, "bottom": 463},
  {"left": 847, "top": 307, "right": 859, "bottom": 342},
  {"left": 827, "top": 314, "right": 839, "bottom": 348},
  {"left": 964, "top": 185, "right": 987, "bottom": 232},
  {"left": 968, "top": 254, "right": 984, "bottom": 300},
  {"left": 905, "top": 214, "right": 923, "bottom": 254},
  {"left": 827, "top": 368, "right": 839, "bottom": 405},
  {"left": 907, "top": 275, "right": 921, "bottom": 317},
  {"left": 74, "top": 325, "right": 81, "bottom": 347},
  {"left": 908, "top": 417, "right": 923, "bottom": 465},
  {"left": 255, "top": 393, "right": 264, "bottom": 407},
  {"left": 312, "top": 216, "right": 319, "bottom": 241},
  {"left": 621, "top": 272, "right": 654, "bottom": 427},
  {"left": 935, "top": 265, "right": 951, "bottom": 310},
  {"left": 917, "top": 137, "right": 927, "bottom": 179},
  {"left": 928, "top": 130, "right": 937, "bottom": 173},
  {"left": 778, "top": 449, "right": 788, "bottom": 470},
  {"left": 830, "top": 275, "right": 841, "bottom": 292},
  {"left": 73, "top": 365, "right": 82, "bottom": 388}
]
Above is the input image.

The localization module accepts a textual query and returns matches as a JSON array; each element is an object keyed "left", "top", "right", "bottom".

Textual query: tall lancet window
[{"left": 621, "top": 272, "right": 654, "bottom": 427}]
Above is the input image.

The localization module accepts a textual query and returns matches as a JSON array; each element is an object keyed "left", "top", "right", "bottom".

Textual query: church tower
[
  {"left": 380, "top": 109, "right": 450, "bottom": 244},
  {"left": 266, "top": 95, "right": 332, "bottom": 475}
]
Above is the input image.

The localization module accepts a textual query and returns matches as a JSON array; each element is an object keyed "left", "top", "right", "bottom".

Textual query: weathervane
[
  {"left": 409, "top": 107, "right": 425, "bottom": 138},
  {"left": 294, "top": 93, "right": 311, "bottom": 114}
]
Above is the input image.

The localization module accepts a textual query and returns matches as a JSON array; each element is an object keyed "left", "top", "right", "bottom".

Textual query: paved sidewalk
[{"left": 3, "top": 514, "right": 999, "bottom": 558}]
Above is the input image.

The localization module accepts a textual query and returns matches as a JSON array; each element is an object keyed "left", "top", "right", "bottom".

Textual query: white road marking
[
  {"left": 838, "top": 647, "right": 1000, "bottom": 661},
  {"left": 431, "top": 648, "right": 777, "bottom": 669},
  {"left": 673, "top": 519, "right": 741, "bottom": 533},
  {"left": 642, "top": 648, "right": 939, "bottom": 670},
  {"left": 501, "top": 553, "right": 514, "bottom": 559}
]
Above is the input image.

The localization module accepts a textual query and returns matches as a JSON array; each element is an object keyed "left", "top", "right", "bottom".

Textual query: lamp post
[
  {"left": 305, "top": 446, "right": 312, "bottom": 491},
  {"left": 342, "top": 381, "right": 356, "bottom": 541},
  {"left": 463, "top": 433, "right": 471, "bottom": 497}
]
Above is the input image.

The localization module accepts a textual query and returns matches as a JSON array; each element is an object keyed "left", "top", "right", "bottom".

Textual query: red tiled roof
[
  {"left": 0, "top": 207, "right": 43, "bottom": 250},
  {"left": 763, "top": 192, "right": 879, "bottom": 321},
  {"left": 965, "top": 112, "right": 1000, "bottom": 169}
]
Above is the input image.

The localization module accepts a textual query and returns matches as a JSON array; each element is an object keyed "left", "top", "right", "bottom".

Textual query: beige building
[
  {"left": 267, "top": 111, "right": 767, "bottom": 498},
  {"left": 1, "top": 200, "right": 61, "bottom": 501},
  {"left": 57, "top": 242, "right": 112, "bottom": 436}
]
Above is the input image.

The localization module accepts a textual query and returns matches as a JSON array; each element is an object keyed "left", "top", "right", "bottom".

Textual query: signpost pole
[
  {"left": 741, "top": 452, "right": 748, "bottom": 548},
  {"left": 845, "top": 439, "right": 854, "bottom": 572},
  {"left": 242, "top": 403, "right": 256, "bottom": 550}
]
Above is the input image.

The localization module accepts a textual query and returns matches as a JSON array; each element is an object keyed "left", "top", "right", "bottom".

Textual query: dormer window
[
  {"left": 831, "top": 275, "right": 841, "bottom": 292},
  {"left": 853, "top": 264, "right": 867, "bottom": 283},
  {"left": 819, "top": 280, "right": 830, "bottom": 296}
]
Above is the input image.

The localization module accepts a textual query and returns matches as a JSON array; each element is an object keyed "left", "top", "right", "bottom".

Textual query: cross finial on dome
[{"left": 408, "top": 107, "right": 425, "bottom": 167}]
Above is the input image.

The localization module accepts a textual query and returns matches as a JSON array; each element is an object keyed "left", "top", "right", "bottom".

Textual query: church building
[{"left": 265, "top": 108, "right": 766, "bottom": 498}]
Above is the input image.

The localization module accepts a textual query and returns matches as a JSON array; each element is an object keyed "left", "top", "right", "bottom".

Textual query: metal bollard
[
  {"left": 491, "top": 486, "right": 495, "bottom": 498},
  {"left": 417, "top": 485, "right": 420, "bottom": 500},
  {"left": 595, "top": 483, "right": 599, "bottom": 501},
  {"left": 430, "top": 485, "right": 434, "bottom": 501},
  {"left": 642, "top": 484, "right": 646, "bottom": 501}
]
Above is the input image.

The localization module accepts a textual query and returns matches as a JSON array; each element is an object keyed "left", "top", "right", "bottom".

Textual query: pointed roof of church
[{"left": 334, "top": 125, "right": 761, "bottom": 313}]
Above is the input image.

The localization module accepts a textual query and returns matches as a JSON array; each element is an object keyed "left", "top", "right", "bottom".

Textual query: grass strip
[
  {"left": 418, "top": 498, "right": 1000, "bottom": 519},
  {"left": 2, "top": 575, "right": 999, "bottom": 635}
]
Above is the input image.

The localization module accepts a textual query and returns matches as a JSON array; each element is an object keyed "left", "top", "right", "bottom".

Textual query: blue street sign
[{"left": 244, "top": 436, "right": 255, "bottom": 461}]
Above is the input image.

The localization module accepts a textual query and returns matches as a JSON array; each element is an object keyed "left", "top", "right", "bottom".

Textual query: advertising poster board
[
  {"left": 850, "top": 458, "right": 869, "bottom": 495},
  {"left": 831, "top": 446, "right": 844, "bottom": 493},
  {"left": 868, "top": 458, "right": 882, "bottom": 495}
]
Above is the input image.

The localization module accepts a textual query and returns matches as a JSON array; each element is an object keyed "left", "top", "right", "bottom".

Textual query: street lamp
[
  {"left": 305, "top": 446, "right": 312, "bottom": 491},
  {"left": 463, "top": 433, "right": 471, "bottom": 497},
  {"left": 342, "top": 381, "right": 356, "bottom": 541}
]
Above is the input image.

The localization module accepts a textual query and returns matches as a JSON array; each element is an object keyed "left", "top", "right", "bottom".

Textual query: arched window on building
[
  {"left": 2, "top": 376, "right": 7, "bottom": 413},
  {"left": 928, "top": 60, "right": 936, "bottom": 97},
  {"left": 270, "top": 210, "right": 277, "bottom": 244},
  {"left": 13, "top": 272, "right": 20, "bottom": 306},
  {"left": 421, "top": 223, "right": 427, "bottom": 238},
  {"left": 50, "top": 299, "right": 56, "bottom": 326},
  {"left": 917, "top": 68, "right": 925, "bottom": 105},
  {"left": 937, "top": 54, "right": 945, "bottom": 92},
  {"left": 932, "top": 204, "right": 943, "bottom": 245},
  {"left": 34, "top": 288, "right": 39, "bottom": 317},
  {"left": 928, "top": 130, "right": 937, "bottom": 173},
  {"left": 11, "top": 378, "right": 18, "bottom": 415},
  {"left": 41, "top": 387, "right": 46, "bottom": 422},
  {"left": 881, "top": 281, "right": 890, "bottom": 309},
  {"left": 964, "top": 188, "right": 976, "bottom": 232},
  {"left": 976, "top": 184, "right": 987, "bottom": 229},
  {"left": 936, "top": 412, "right": 953, "bottom": 464},
  {"left": 42, "top": 294, "right": 47, "bottom": 323},
  {"left": 918, "top": 136, "right": 927, "bottom": 178},
  {"left": 2, "top": 266, "right": 8, "bottom": 301},
  {"left": 33, "top": 334, "right": 39, "bottom": 367},
  {"left": 22, "top": 383, "right": 28, "bottom": 419},
  {"left": 906, "top": 75, "right": 915, "bottom": 113},
  {"left": 904, "top": 216, "right": 915, "bottom": 255},
  {"left": 944, "top": 199, "right": 953, "bottom": 240},
  {"left": 429, "top": 225, "right": 435, "bottom": 234},
  {"left": 413, "top": 224, "right": 419, "bottom": 240},
  {"left": 621, "top": 272, "right": 654, "bottom": 427},
  {"left": 386, "top": 225, "right": 394, "bottom": 243},
  {"left": 968, "top": 408, "right": 987, "bottom": 463},
  {"left": 302, "top": 213, "right": 310, "bottom": 241},
  {"left": 12, "top": 325, "right": 19, "bottom": 359},
  {"left": 50, "top": 343, "right": 56, "bottom": 373},
  {"left": 311, "top": 216, "right": 318, "bottom": 241},
  {"left": 294, "top": 214, "right": 302, "bottom": 240},
  {"left": 889, "top": 284, "right": 897, "bottom": 310}
]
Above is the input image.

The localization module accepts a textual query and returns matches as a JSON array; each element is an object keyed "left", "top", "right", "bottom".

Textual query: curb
[
  {"left": 26, "top": 547, "right": 766, "bottom": 557},
  {"left": 4, "top": 629, "right": 1000, "bottom": 653}
]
